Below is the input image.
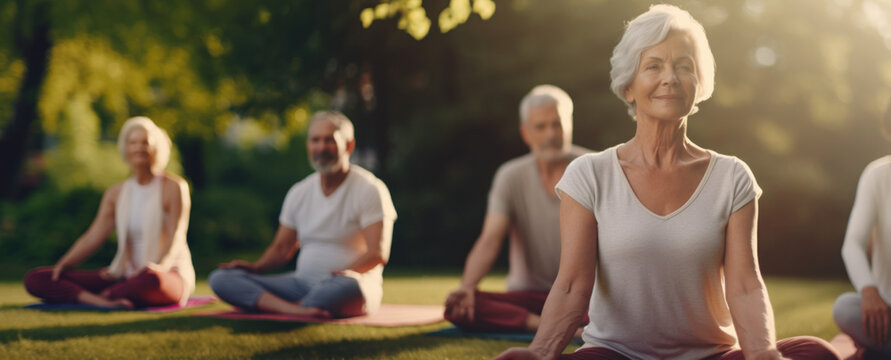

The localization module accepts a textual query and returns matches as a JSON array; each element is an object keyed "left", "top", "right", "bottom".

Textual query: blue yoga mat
[
  {"left": 23, "top": 295, "right": 217, "bottom": 312},
  {"left": 24, "top": 303, "right": 122, "bottom": 311}
]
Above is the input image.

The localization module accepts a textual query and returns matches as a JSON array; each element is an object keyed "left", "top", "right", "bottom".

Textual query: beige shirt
[
  {"left": 556, "top": 145, "right": 761, "bottom": 360},
  {"left": 487, "top": 146, "right": 589, "bottom": 292}
]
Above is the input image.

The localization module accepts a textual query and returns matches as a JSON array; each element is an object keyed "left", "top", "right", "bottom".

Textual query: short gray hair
[
  {"left": 309, "top": 111, "right": 355, "bottom": 143},
  {"left": 610, "top": 4, "right": 715, "bottom": 118},
  {"left": 117, "top": 116, "right": 172, "bottom": 173},
  {"left": 519, "top": 85, "right": 573, "bottom": 127}
]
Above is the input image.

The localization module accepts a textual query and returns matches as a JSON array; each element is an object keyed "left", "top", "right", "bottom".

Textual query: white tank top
[{"left": 125, "top": 177, "right": 155, "bottom": 276}]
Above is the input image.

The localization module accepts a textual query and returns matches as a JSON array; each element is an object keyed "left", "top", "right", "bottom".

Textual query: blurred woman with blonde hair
[{"left": 23, "top": 116, "right": 195, "bottom": 308}]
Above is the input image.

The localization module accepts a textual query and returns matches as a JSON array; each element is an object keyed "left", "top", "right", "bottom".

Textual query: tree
[{"left": 0, "top": 0, "right": 50, "bottom": 199}]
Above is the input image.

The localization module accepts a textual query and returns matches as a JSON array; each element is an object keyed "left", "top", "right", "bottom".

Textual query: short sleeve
[
  {"left": 278, "top": 184, "right": 302, "bottom": 230},
  {"left": 730, "top": 158, "right": 763, "bottom": 213},
  {"left": 358, "top": 180, "right": 397, "bottom": 228},
  {"left": 555, "top": 155, "right": 597, "bottom": 213},
  {"left": 486, "top": 165, "right": 513, "bottom": 215}
]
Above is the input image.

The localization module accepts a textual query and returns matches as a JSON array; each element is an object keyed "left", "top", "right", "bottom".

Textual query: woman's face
[
  {"left": 125, "top": 127, "right": 154, "bottom": 169},
  {"left": 624, "top": 31, "right": 699, "bottom": 122}
]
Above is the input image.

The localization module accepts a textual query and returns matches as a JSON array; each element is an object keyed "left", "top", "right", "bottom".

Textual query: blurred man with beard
[
  {"left": 444, "top": 85, "right": 590, "bottom": 332},
  {"left": 209, "top": 111, "right": 396, "bottom": 318}
]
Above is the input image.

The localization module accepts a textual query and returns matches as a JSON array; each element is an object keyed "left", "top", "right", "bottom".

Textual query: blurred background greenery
[{"left": 1, "top": 0, "right": 890, "bottom": 279}]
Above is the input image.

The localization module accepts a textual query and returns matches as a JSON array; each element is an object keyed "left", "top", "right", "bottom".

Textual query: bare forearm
[
  {"left": 253, "top": 245, "right": 295, "bottom": 273},
  {"left": 529, "top": 286, "right": 589, "bottom": 359},
  {"left": 459, "top": 240, "right": 500, "bottom": 289},
  {"left": 58, "top": 235, "right": 105, "bottom": 268},
  {"left": 728, "top": 284, "right": 778, "bottom": 358}
]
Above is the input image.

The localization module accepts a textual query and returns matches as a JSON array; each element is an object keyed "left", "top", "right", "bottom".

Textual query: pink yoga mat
[
  {"left": 144, "top": 295, "right": 218, "bottom": 313},
  {"left": 194, "top": 303, "right": 445, "bottom": 327}
]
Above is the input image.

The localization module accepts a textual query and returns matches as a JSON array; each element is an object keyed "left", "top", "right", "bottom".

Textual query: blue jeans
[{"left": 209, "top": 268, "right": 365, "bottom": 317}]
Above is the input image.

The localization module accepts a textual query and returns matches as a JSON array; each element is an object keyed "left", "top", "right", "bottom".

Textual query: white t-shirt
[
  {"left": 487, "top": 146, "right": 589, "bottom": 291},
  {"left": 842, "top": 156, "right": 891, "bottom": 303},
  {"left": 279, "top": 165, "right": 397, "bottom": 313},
  {"left": 555, "top": 145, "right": 762, "bottom": 360}
]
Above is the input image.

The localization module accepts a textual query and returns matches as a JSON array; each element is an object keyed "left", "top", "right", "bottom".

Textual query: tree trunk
[
  {"left": 176, "top": 135, "right": 206, "bottom": 191},
  {"left": 0, "top": 0, "right": 51, "bottom": 199}
]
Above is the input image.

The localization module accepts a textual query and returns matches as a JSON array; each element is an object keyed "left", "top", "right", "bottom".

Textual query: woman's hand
[
  {"left": 862, "top": 286, "right": 891, "bottom": 345},
  {"left": 97, "top": 267, "right": 117, "bottom": 281}
]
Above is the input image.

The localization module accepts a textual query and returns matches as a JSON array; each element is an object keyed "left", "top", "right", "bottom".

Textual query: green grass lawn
[{"left": 0, "top": 270, "right": 853, "bottom": 359}]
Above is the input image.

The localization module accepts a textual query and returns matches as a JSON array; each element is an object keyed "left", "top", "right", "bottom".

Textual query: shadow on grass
[
  {"left": 0, "top": 316, "right": 312, "bottom": 344},
  {"left": 253, "top": 332, "right": 520, "bottom": 359}
]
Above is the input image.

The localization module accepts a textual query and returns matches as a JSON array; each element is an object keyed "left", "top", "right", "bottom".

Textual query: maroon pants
[
  {"left": 445, "top": 290, "right": 549, "bottom": 332},
  {"left": 23, "top": 266, "right": 183, "bottom": 308},
  {"left": 561, "top": 336, "right": 841, "bottom": 360}
]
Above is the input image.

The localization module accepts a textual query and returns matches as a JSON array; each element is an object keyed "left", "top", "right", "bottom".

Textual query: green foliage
[
  {"left": 388, "top": 110, "right": 523, "bottom": 266},
  {"left": 44, "top": 92, "right": 134, "bottom": 191},
  {"left": 0, "top": 186, "right": 115, "bottom": 264},
  {"left": 360, "top": 0, "right": 496, "bottom": 40},
  {"left": 186, "top": 134, "right": 313, "bottom": 254},
  {"left": 188, "top": 187, "right": 275, "bottom": 254}
]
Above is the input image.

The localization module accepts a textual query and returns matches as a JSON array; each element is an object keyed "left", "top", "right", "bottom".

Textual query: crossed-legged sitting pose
[
  {"left": 833, "top": 101, "right": 891, "bottom": 358},
  {"left": 495, "top": 5, "right": 838, "bottom": 360},
  {"left": 444, "top": 84, "right": 589, "bottom": 333},
  {"left": 209, "top": 111, "right": 396, "bottom": 318},
  {"left": 24, "top": 116, "right": 195, "bottom": 309}
]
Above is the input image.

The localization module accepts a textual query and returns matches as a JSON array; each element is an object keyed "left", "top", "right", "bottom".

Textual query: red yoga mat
[{"left": 193, "top": 303, "right": 445, "bottom": 327}]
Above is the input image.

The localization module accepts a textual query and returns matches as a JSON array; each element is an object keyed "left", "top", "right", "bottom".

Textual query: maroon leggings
[
  {"left": 23, "top": 266, "right": 183, "bottom": 308},
  {"left": 561, "top": 336, "right": 841, "bottom": 360},
  {"left": 445, "top": 290, "right": 549, "bottom": 332}
]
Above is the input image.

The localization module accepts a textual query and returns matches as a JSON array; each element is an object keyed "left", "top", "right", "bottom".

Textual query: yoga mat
[
  {"left": 829, "top": 333, "right": 857, "bottom": 360},
  {"left": 194, "top": 303, "right": 445, "bottom": 327},
  {"left": 24, "top": 295, "right": 218, "bottom": 313},
  {"left": 427, "top": 326, "right": 584, "bottom": 345}
]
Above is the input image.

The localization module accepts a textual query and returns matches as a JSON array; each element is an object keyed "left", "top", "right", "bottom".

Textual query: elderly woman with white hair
[
  {"left": 24, "top": 116, "right": 194, "bottom": 308},
  {"left": 495, "top": 5, "right": 838, "bottom": 360}
]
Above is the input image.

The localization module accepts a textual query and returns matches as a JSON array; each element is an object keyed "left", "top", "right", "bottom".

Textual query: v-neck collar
[
  {"left": 528, "top": 156, "right": 563, "bottom": 203},
  {"left": 318, "top": 170, "right": 351, "bottom": 198},
  {"left": 611, "top": 146, "right": 716, "bottom": 221}
]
